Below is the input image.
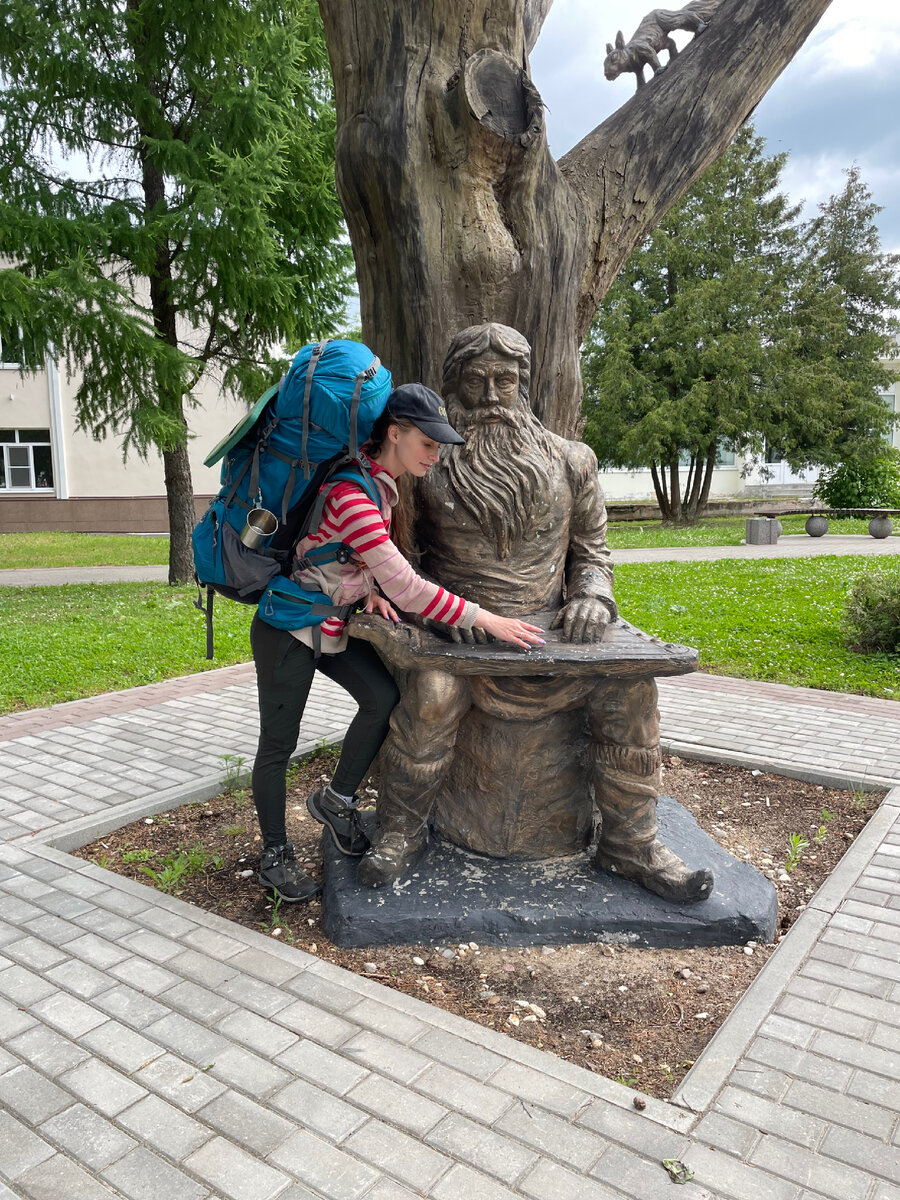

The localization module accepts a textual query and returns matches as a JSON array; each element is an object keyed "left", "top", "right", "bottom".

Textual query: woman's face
[{"left": 390, "top": 423, "right": 442, "bottom": 477}]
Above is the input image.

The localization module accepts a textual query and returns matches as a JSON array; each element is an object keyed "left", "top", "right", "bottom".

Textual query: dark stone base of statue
[{"left": 319, "top": 800, "right": 777, "bottom": 949}]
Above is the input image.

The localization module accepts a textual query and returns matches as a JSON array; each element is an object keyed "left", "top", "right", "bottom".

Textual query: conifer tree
[{"left": 0, "top": 0, "right": 352, "bottom": 580}]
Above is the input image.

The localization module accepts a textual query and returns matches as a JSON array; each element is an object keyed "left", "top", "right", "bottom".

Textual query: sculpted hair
[{"left": 442, "top": 323, "right": 531, "bottom": 404}]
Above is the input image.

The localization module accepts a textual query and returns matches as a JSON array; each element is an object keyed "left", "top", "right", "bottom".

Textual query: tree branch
[
  {"left": 524, "top": 0, "right": 555, "bottom": 55},
  {"left": 557, "top": 0, "right": 833, "bottom": 338}
]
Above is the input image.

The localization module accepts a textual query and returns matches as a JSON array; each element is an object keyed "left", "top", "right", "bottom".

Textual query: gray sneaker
[
  {"left": 258, "top": 842, "right": 321, "bottom": 903},
  {"left": 307, "top": 785, "right": 370, "bottom": 857}
]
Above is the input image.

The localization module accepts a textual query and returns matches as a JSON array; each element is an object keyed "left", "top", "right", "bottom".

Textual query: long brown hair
[{"left": 363, "top": 412, "right": 416, "bottom": 558}]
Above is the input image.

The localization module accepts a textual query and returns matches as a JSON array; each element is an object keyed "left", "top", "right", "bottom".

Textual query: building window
[
  {"left": 0, "top": 323, "right": 34, "bottom": 369},
  {"left": 0, "top": 429, "right": 54, "bottom": 490}
]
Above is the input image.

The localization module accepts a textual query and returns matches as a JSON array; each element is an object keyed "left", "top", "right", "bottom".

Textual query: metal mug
[{"left": 240, "top": 507, "right": 279, "bottom": 549}]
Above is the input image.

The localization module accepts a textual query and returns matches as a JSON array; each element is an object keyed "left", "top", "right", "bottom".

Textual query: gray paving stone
[
  {"left": 758, "top": 1013, "right": 816, "bottom": 1049},
  {"left": 518, "top": 1157, "right": 623, "bottom": 1200},
  {"left": 143, "top": 1012, "right": 230, "bottom": 1064},
  {"left": 0, "top": 1045, "right": 18, "bottom": 1074},
  {"left": 133, "top": 1052, "right": 227, "bottom": 1112},
  {"left": 717, "top": 1086, "right": 828, "bottom": 1151},
  {"left": 496, "top": 1102, "right": 608, "bottom": 1172},
  {"left": 275, "top": 1038, "right": 370, "bottom": 1096},
  {"left": 592, "top": 1143, "right": 714, "bottom": 1199},
  {"left": 751, "top": 1131, "right": 873, "bottom": 1199},
  {"left": 0, "top": 1065, "right": 72, "bottom": 1124},
  {"left": 161, "top": 980, "right": 238, "bottom": 1025},
  {"left": 103, "top": 1145, "right": 210, "bottom": 1200},
  {"left": 205, "top": 1043, "right": 293, "bottom": 1098},
  {"left": 92, "top": 888, "right": 151, "bottom": 918},
  {"left": 728, "top": 1064, "right": 790, "bottom": 1102},
  {"left": 272, "top": 997, "right": 359, "bottom": 1048},
  {"left": 488, "top": 1062, "right": 593, "bottom": 1120},
  {"left": 341, "top": 998, "right": 429, "bottom": 1045},
  {"left": 362, "top": 1179, "right": 422, "bottom": 1200},
  {"left": 577, "top": 1099, "right": 688, "bottom": 1161},
  {"left": 346, "top": 1073, "right": 447, "bottom": 1138},
  {"left": 801, "top": 958, "right": 893, "bottom": 999},
  {"left": 6, "top": 1025, "right": 91, "bottom": 1078},
  {"left": 59, "top": 1057, "right": 148, "bottom": 1116},
  {"left": 0, "top": 994, "right": 37, "bottom": 1039},
  {"left": 818, "top": 1124, "right": 900, "bottom": 1185},
  {"left": 267, "top": 1126, "right": 379, "bottom": 1199},
  {"left": 409, "top": 1027, "right": 507, "bottom": 1082},
  {"left": 136, "top": 906, "right": 199, "bottom": 939},
  {"left": 119, "top": 929, "right": 184, "bottom": 963},
  {"left": 39, "top": 1102, "right": 136, "bottom": 1170},
  {"left": 269, "top": 1076, "right": 367, "bottom": 1142},
  {"left": 32, "top": 892, "right": 95, "bottom": 919},
  {"left": 683, "top": 1142, "right": 801, "bottom": 1200},
  {"left": 0, "top": 963, "right": 59, "bottom": 1005},
  {"left": 215, "top": 1006, "right": 298, "bottom": 1057},
  {"left": 4, "top": 935, "right": 70, "bottom": 970},
  {"left": 336, "top": 1029, "right": 432, "bottom": 1086},
  {"left": 158, "top": 948, "right": 239, "bottom": 989},
  {"left": 108, "top": 956, "right": 180, "bottom": 994},
  {"left": 856, "top": 952, "right": 900, "bottom": 984},
  {"left": 693, "top": 1110, "right": 760, "bottom": 1158},
  {"left": 0, "top": 1110, "right": 55, "bottom": 1180},
  {"left": 215, "top": 974, "right": 295, "bottom": 1018},
  {"left": 72, "top": 908, "right": 139, "bottom": 940},
  {"left": 745, "top": 1036, "right": 854, "bottom": 1092},
  {"left": 181, "top": 926, "right": 248, "bottom": 959},
  {"left": 15, "top": 1151, "right": 120, "bottom": 1200},
  {"left": 22, "top": 913, "right": 83, "bottom": 945},
  {"left": 782, "top": 1077, "right": 895, "bottom": 1139},
  {"left": 812, "top": 1029, "right": 900, "bottom": 1078},
  {"left": 847, "top": 1067, "right": 900, "bottom": 1111},
  {"left": 93, "top": 983, "right": 170, "bottom": 1028},
  {"left": 44, "top": 957, "right": 115, "bottom": 999},
  {"left": 65, "top": 932, "right": 132, "bottom": 970},
  {"left": 30, "top": 991, "right": 107, "bottom": 1038},
  {"left": 285, "top": 970, "right": 361, "bottom": 1014},
  {"left": 347, "top": 1117, "right": 455, "bottom": 1192},
  {"left": 227, "top": 947, "right": 305, "bottom": 986},
  {"left": 197, "top": 1090, "right": 295, "bottom": 1157},
  {"left": 116, "top": 1093, "right": 214, "bottom": 1160},
  {"left": 184, "top": 1136, "right": 291, "bottom": 1200},
  {"left": 78, "top": 1018, "right": 165, "bottom": 1073},
  {"left": 413, "top": 1063, "right": 515, "bottom": 1126}
]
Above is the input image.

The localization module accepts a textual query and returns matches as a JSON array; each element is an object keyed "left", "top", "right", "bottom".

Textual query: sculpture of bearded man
[{"left": 356, "top": 322, "right": 713, "bottom": 905}]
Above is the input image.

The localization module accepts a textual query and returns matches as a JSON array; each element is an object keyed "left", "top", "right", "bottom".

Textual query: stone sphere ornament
[
  {"left": 868, "top": 516, "right": 893, "bottom": 539},
  {"left": 805, "top": 514, "right": 829, "bottom": 538}
]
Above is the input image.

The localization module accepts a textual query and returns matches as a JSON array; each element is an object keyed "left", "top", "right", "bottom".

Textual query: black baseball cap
[{"left": 385, "top": 383, "right": 465, "bottom": 445}]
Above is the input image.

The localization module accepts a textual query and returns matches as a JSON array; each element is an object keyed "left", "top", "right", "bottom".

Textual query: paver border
[{"left": 16, "top": 733, "right": 900, "bottom": 1140}]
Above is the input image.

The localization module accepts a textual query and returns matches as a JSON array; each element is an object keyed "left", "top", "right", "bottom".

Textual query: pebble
[
  {"left": 743, "top": 946, "right": 754, "bottom": 956},
  {"left": 541, "top": 946, "right": 556, "bottom": 955},
  {"left": 479, "top": 990, "right": 496, "bottom": 1000},
  {"left": 363, "top": 962, "right": 379, "bottom": 973},
  {"left": 697, "top": 983, "right": 709, "bottom": 994},
  {"left": 695, "top": 1012, "right": 710, "bottom": 1020},
  {"left": 239, "top": 869, "right": 254, "bottom": 879},
  {"left": 144, "top": 818, "right": 154, "bottom": 825},
  {"left": 675, "top": 967, "right": 691, "bottom": 980},
  {"left": 633, "top": 1097, "right": 647, "bottom": 1110},
  {"left": 440, "top": 948, "right": 456, "bottom": 960},
  {"left": 412, "top": 956, "right": 425, "bottom": 967}
]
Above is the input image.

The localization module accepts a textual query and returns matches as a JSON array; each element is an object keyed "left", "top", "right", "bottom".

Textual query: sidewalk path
[
  {"left": 1, "top": 670, "right": 899, "bottom": 1196},
  {"left": 1, "top": 532, "right": 898, "bottom": 587}
]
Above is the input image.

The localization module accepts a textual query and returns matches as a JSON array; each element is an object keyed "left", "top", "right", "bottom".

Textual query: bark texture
[{"left": 318, "top": 0, "right": 832, "bottom": 437}]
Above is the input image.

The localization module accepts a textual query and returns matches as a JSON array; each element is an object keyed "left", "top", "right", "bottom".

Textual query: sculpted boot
[
  {"left": 592, "top": 747, "right": 714, "bottom": 905},
  {"left": 355, "top": 746, "right": 442, "bottom": 887}
]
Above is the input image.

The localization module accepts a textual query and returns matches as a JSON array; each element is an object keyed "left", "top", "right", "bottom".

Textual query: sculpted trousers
[{"left": 376, "top": 668, "right": 662, "bottom": 848}]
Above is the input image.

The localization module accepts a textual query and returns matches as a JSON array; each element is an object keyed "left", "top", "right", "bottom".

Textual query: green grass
[
  {"left": 0, "top": 532, "right": 170, "bottom": 569},
  {"left": 615, "top": 555, "right": 899, "bottom": 699},
  {"left": 0, "top": 583, "right": 253, "bottom": 713},
  {"left": 2, "top": 557, "right": 898, "bottom": 713},
  {"left": 607, "top": 514, "right": 894, "bottom": 550}
]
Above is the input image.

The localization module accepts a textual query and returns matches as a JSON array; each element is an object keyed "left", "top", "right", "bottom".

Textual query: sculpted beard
[{"left": 443, "top": 395, "right": 554, "bottom": 559}]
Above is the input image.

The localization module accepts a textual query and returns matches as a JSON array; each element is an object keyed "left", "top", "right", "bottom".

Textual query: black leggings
[{"left": 250, "top": 615, "right": 400, "bottom": 848}]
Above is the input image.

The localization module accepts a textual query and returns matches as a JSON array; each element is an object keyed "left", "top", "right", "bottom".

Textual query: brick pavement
[{"left": 1, "top": 664, "right": 899, "bottom": 1197}]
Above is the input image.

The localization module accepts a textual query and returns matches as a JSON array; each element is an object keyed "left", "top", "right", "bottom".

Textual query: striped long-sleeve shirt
[{"left": 289, "top": 458, "right": 478, "bottom": 654}]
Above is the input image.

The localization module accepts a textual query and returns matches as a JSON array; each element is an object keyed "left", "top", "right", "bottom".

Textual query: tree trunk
[
  {"left": 163, "top": 441, "right": 196, "bottom": 584},
  {"left": 318, "top": 0, "right": 832, "bottom": 438}
]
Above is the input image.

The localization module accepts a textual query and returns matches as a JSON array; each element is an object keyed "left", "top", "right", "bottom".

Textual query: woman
[{"left": 251, "top": 382, "right": 545, "bottom": 902}]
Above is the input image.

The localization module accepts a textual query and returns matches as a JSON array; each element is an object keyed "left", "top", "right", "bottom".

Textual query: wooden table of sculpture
[{"left": 349, "top": 322, "right": 713, "bottom": 906}]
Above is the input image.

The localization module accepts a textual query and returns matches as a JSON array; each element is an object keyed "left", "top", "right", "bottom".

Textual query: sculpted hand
[
  {"left": 472, "top": 610, "right": 545, "bottom": 650},
  {"left": 365, "top": 591, "right": 401, "bottom": 624},
  {"left": 550, "top": 597, "right": 612, "bottom": 643}
]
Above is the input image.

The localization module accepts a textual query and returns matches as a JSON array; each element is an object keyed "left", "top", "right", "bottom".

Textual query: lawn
[
  {"left": 2, "top": 556, "right": 897, "bottom": 713},
  {"left": 0, "top": 532, "right": 170, "bottom": 569},
  {"left": 0, "top": 583, "right": 253, "bottom": 713}
]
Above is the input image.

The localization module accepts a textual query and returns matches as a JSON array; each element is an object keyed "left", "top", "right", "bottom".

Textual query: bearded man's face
[{"left": 456, "top": 351, "right": 520, "bottom": 416}]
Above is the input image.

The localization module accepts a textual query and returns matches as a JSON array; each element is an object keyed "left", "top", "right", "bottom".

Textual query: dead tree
[{"left": 318, "top": 0, "right": 832, "bottom": 437}]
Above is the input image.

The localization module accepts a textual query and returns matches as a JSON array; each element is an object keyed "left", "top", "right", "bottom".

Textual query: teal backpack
[{"left": 192, "top": 339, "right": 392, "bottom": 656}]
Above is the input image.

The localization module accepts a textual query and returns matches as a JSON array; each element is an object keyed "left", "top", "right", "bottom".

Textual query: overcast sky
[{"left": 530, "top": 0, "right": 900, "bottom": 251}]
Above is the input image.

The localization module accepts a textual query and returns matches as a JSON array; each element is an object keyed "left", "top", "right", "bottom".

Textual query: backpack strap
[
  {"left": 348, "top": 355, "right": 382, "bottom": 460},
  {"left": 301, "top": 340, "right": 330, "bottom": 480}
]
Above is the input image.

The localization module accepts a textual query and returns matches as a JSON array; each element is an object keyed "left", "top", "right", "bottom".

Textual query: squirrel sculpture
[{"left": 604, "top": 0, "right": 720, "bottom": 90}]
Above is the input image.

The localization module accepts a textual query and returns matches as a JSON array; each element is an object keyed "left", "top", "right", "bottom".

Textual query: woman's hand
[
  {"left": 365, "top": 590, "right": 401, "bottom": 624},
  {"left": 472, "top": 610, "right": 545, "bottom": 649}
]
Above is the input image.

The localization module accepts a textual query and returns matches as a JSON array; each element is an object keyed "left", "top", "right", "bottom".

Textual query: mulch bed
[{"left": 73, "top": 752, "right": 882, "bottom": 1099}]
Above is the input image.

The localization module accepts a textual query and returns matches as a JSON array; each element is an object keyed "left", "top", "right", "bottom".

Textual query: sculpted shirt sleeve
[{"left": 564, "top": 440, "right": 618, "bottom": 619}]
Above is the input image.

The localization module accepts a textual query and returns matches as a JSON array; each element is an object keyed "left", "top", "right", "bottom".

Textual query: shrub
[
  {"left": 843, "top": 569, "right": 900, "bottom": 654},
  {"left": 814, "top": 453, "right": 900, "bottom": 510}
]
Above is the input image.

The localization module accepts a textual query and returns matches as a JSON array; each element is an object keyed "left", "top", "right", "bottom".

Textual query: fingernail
[{"left": 536, "top": 639, "right": 546, "bottom": 645}]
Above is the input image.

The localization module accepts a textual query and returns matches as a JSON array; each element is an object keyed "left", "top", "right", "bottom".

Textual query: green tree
[
  {"left": 581, "top": 128, "right": 898, "bottom": 523},
  {"left": 0, "top": 0, "right": 352, "bottom": 580}
]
